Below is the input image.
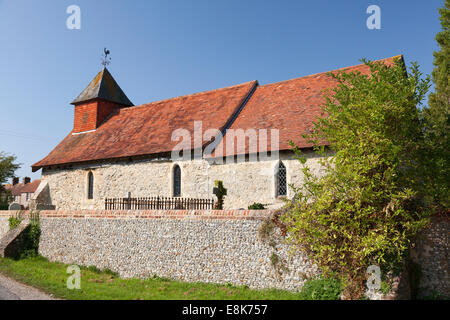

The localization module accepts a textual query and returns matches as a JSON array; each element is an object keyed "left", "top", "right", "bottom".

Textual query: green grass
[{"left": 0, "top": 256, "right": 306, "bottom": 300}]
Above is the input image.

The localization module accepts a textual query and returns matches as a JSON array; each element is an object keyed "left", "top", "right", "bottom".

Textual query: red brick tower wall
[{"left": 73, "top": 99, "right": 122, "bottom": 133}]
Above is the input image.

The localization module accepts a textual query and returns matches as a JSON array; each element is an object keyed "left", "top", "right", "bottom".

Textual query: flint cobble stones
[
  {"left": 38, "top": 215, "right": 318, "bottom": 291},
  {"left": 0, "top": 218, "right": 10, "bottom": 239},
  {"left": 1, "top": 209, "right": 448, "bottom": 295},
  {"left": 410, "top": 213, "right": 449, "bottom": 298}
]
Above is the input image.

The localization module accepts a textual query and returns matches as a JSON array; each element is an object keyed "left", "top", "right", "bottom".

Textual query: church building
[{"left": 31, "top": 56, "right": 399, "bottom": 210}]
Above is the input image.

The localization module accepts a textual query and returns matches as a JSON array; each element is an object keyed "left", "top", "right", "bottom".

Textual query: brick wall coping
[{"left": 0, "top": 209, "right": 274, "bottom": 220}]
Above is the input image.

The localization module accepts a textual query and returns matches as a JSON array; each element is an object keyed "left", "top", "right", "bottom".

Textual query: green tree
[
  {"left": 421, "top": 0, "right": 450, "bottom": 208},
  {"left": 283, "top": 58, "right": 431, "bottom": 299},
  {"left": 0, "top": 152, "right": 20, "bottom": 209},
  {"left": 0, "top": 189, "right": 12, "bottom": 210},
  {"left": 0, "top": 152, "right": 20, "bottom": 187}
]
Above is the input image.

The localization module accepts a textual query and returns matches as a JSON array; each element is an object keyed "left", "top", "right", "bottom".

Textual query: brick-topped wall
[
  {"left": 0, "top": 209, "right": 447, "bottom": 297},
  {"left": 0, "top": 209, "right": 272, "bottom": 220},
  {"left": 0, "top": 209, "right": 319, "bottom": 291}
]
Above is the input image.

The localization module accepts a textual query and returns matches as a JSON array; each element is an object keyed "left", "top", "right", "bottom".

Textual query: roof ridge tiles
[{"left": 259, "top": 55, "right": 402, "bottom": 88}]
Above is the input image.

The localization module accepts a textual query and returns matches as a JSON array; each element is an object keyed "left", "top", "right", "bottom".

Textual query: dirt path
[{"left": 0, "top": 273, "right": 55, "bottom": 300}]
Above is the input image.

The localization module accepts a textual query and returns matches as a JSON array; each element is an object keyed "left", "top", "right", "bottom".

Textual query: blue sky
[{"left": 0, "top": 0, "right": 444, "bottom": 181}]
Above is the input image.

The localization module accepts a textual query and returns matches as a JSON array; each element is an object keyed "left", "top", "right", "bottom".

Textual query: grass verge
[{"left": 0, "top": 256, "right": 306, "bottom": 300}]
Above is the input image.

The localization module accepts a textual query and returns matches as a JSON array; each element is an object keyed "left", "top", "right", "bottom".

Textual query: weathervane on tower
[{"left": 101, "top": 48, "right": 111, "bottom": 68}]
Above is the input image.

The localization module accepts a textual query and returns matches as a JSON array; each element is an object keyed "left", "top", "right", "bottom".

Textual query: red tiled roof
[
  {"left": 32, "top": 81, "right": 257, "bottom": 171},
  {"left": 10, "top": 180, "right": 41, "bottom": 196},
  {"left": 32, "top": 56, "right": 401, "bottom": 170},
  {"left": 211, "top": 56, "right": 399, "bottom": 157}
]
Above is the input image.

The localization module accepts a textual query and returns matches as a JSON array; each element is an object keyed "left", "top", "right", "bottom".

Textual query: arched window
[
  {"left": 173, "top": 165, "right": 181, "bottom": 197},
  {"left": 87, "top": 171, "right": 94, "bottom": 199},
  {"left": 276, "top": 161, "right": 287, "bottom": 197}
]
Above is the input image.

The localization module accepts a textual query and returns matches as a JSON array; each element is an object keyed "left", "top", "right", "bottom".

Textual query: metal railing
[{"left": 104, "top": 196, "right": 215, "bottom": 210}]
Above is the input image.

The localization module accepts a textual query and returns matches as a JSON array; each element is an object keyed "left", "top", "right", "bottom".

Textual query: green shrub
[
  {"left": 8, "top": 212, "right": 41, "bottom": 260},
  {"left": 298, "top": 276, "right": 342, "bottom": 300},
  {"left": 380, "top": 280, "right": 391, "bottom": 295},
  {"left": 270, "top": 252, "right": 279, "bottom": 266},
  {"left": 0, "top": 189, "right": 12, "bottom": 210},
  {"left": 248, "top": 203, "right": 266, "bottom": 210},
  {"left": 284, "top": 59, "right": 432, "bottom": 299},
  {"left": 8, "top": 216, "right": 22, "bottom": 230},
  {"left": 0, "top": 199, "right": 9, "bottom": 210},
  {"left": 85, "top": 265, "right": 119, "bottom": 277},
  {"left": 422, "top": 0, "right": 450, "bottom": 209},
  {"left": 18, "top": 220, "right": 41, "bottom": 259}
]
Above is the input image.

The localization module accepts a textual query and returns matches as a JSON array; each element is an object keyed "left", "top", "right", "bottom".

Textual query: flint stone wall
[
  {"left": 0, "top": 210, "right": 318, "bottom": 291},
  {"left": 1, "top": 210, "right": 446, "bottom": 296},
  {"left": 410, "top": 213, "right": 449, "bottom": 299},
  {"left": 0, "top": 217, "right": 9, "bottom": 239}
]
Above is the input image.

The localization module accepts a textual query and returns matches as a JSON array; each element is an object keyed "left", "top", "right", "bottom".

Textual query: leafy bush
[
  {"left": 0, "top": 196, "right": 10, "bottom": 211},
  {"left": 8, "top": 216, "right": 22, "bottom": 230},
  {"left": 380, "top": 280, "right": 391, "bottom": 295},
  {"left": 18, "top": 223, "right": 41, "bottom": 259},
  {"left": 419, "top": 1, "right": 450, "bottom": 210},
  {"left": 0, "top": 189, "right": 12, "bottom": 210},
  {"left": 298, "top": 276, "right": 342, "bottom": 300},
  {"left": 248, "top": 202, "right": 266, "bottom": 210},
  {"left": 8, "top": 212, "right": 41, "bottom": 259},
  {"left": 0, "top": 152, "right": 20, "bottom": 187},
  {"left": 284, "top": 58, "right": 432, "bottom": 299}
]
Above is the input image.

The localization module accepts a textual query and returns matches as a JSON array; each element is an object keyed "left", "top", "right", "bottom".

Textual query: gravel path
[{"left": 0, "top": 273, "right": 55, "bottom": 300}]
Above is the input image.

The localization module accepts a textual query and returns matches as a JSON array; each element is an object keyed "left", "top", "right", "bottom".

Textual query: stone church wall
[{"left": 40, "top": 150, "right": 325, "bottom": 210}]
